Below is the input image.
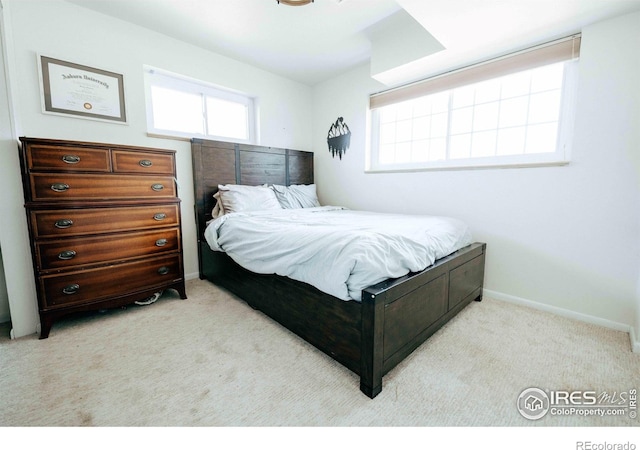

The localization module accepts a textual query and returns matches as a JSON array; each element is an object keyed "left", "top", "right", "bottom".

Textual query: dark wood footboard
[{"left": 360, "top": 242, "right": 486, "bottom": 397}]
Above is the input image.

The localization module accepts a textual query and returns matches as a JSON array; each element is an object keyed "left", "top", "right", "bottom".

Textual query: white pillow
[
  {"left": 216, "top": 184, "right": 282, "bottom": 214},
  {"left": 271, "top": 184, "right": 321, "bottom": 209}
]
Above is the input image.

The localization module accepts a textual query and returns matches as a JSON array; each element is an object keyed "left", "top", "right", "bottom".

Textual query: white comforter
[{"left": 204, "top": 206, "right": 472, "bottom": 301}]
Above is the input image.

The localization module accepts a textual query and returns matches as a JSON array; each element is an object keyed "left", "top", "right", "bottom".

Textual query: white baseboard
[
  {"left": 483, "top": 289, "right": 638, "bottom": 352},
  {"left": 630, "top": 326, "right": 640, "bottom": 354},
  {"left": 185, "top": 271, "right": 200, "bottom": 281}
]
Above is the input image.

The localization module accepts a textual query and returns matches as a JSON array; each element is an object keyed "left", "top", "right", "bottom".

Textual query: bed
[{"left": 191, "top": 138, "right": 486, "bottom": 398}]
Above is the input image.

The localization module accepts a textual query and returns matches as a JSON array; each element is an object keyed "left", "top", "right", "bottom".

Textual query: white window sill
[{"left": 366, "top": 159, "right": 570, "bottom": 173}]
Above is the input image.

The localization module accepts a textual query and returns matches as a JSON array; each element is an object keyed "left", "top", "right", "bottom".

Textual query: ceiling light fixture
[{"left": 277, "top": 0, "right": 314, "bottom": 6}]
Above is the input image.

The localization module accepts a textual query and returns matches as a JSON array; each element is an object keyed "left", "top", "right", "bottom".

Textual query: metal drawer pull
[
  {"left": 62, "top": 155, "right": 80, "bottom": 164},
  {"left": 151, "top": 183, "right": 164, "bottom": 192},
  {"left": 51, "top": 183, "right": 70, "bottom": 192},
  {"left": 54, "top": 219, "right": 74, "bottom": 229},
  {"left": 58, "top": 250, "right": 77, "bottom": 260},
  {"left": 139, "top": 159, "right": 153, "bottom": 167},
  {"left": 155, "top": 238, "right": 168, "bottom": 247},
  {"left": 157, "top": 266, "right": 170, "bottom": 275},
  {"left": 153, "top": 213, "right": 166, "bottom": 221},
  {"left": 62, "top": 284, "right": 80, "bottom": 295}
]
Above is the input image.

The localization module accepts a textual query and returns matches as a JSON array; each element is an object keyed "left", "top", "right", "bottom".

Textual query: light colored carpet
[{"left": 0, "top": 278, "right": 638, "bottom": 428}]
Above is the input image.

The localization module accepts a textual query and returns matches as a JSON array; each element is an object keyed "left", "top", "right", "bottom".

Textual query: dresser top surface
[{"left": 19, "top": 137, "right": 177, "bottom": 155}]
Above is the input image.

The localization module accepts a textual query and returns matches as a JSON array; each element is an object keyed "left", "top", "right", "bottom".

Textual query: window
[
  {"left": 144, "top": 67, "right": 255, "bottom": 143},
  {"left": 368, "top": 36, "right": 581, "bottom": 171}
]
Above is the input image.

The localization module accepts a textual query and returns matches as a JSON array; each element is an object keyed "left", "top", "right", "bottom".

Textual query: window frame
[
  {"left": 367, "top": 36, "right": 581, "bottom": 172},
  {"left": 143, "top": 66, "right": 256, "bottom": 143}
]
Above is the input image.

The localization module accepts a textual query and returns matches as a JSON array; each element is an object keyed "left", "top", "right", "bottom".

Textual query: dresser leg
[
  {"left": 176, "top": 282, "right": 187, "bottom": 300},
  {"left": 39, "top": 316, "right": 53, "bottom": 339}
]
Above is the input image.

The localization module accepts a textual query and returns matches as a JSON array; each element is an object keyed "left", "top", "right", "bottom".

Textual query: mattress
[{"left": 204, "top": 206, "right": 473, "bottom": 301}]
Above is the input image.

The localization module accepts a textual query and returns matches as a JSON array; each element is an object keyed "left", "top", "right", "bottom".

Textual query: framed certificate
[{"left": 39, "top": 55, "right": 127, "bottom": 123}]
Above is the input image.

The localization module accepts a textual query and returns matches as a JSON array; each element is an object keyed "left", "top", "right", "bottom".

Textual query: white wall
[
  {"left": 0, "top": 251, "right": 11, "bottom": 324},
  {"left": 1, "top": 0, "right": 313, "bottom": 337},
  {"left": 313, "top": 11, "right": 640, "bottom": 339},
  {"left": 0, "top": 0, "right": 39, "bottom": 336},
  {"left": 0, "top": 1, "right": 13, "bottom": 325}
]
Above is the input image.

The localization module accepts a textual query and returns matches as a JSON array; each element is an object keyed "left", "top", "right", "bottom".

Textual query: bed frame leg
[
  {"left": 360, "top": 290, "right": 385, "bottom": 399},
  {"left": 360, "top": 380, "right": 382, "bottom": 399}
]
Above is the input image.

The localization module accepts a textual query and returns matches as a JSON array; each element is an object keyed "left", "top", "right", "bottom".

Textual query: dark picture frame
[{"left": 39, "top": 55, "right": 127, "bottom": 123}]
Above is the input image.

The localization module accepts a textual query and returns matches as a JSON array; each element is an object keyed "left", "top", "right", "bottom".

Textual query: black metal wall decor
[{"left": 327, "top": 117, "right": 351, "bottom": 160}]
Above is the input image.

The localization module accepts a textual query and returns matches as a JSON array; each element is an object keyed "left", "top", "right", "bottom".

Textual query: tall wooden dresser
[{"left": 19, "top": 137, "right": 187, "bottom": 339}]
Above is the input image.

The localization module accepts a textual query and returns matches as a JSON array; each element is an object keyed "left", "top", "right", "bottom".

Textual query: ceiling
[{"left": 66, "top": 0, "right": 640, "bottom": 86}]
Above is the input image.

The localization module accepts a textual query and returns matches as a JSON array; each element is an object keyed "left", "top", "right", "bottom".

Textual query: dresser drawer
[
  {"left": 40, "top": 254, "right": 183, "bottom": 308},
  {"left": 30, "top": 204, "right": 180, "bottom": 238},
  {"left": 27, "top": 144, "right": 111, "bottom": 172},
  {"left": 36, "top": 227, "right": 181, "bottom": 271},
  {"left": 112, "top": 150, "right": 175, "bottom": 175},
  {"left": 30, "top": 173, "right": 177, "bottom": 201}
]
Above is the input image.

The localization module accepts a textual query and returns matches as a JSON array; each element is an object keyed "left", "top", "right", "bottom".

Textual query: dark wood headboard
[{"left": 190, "top": 138, "right": 314, "bottom": 241}]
